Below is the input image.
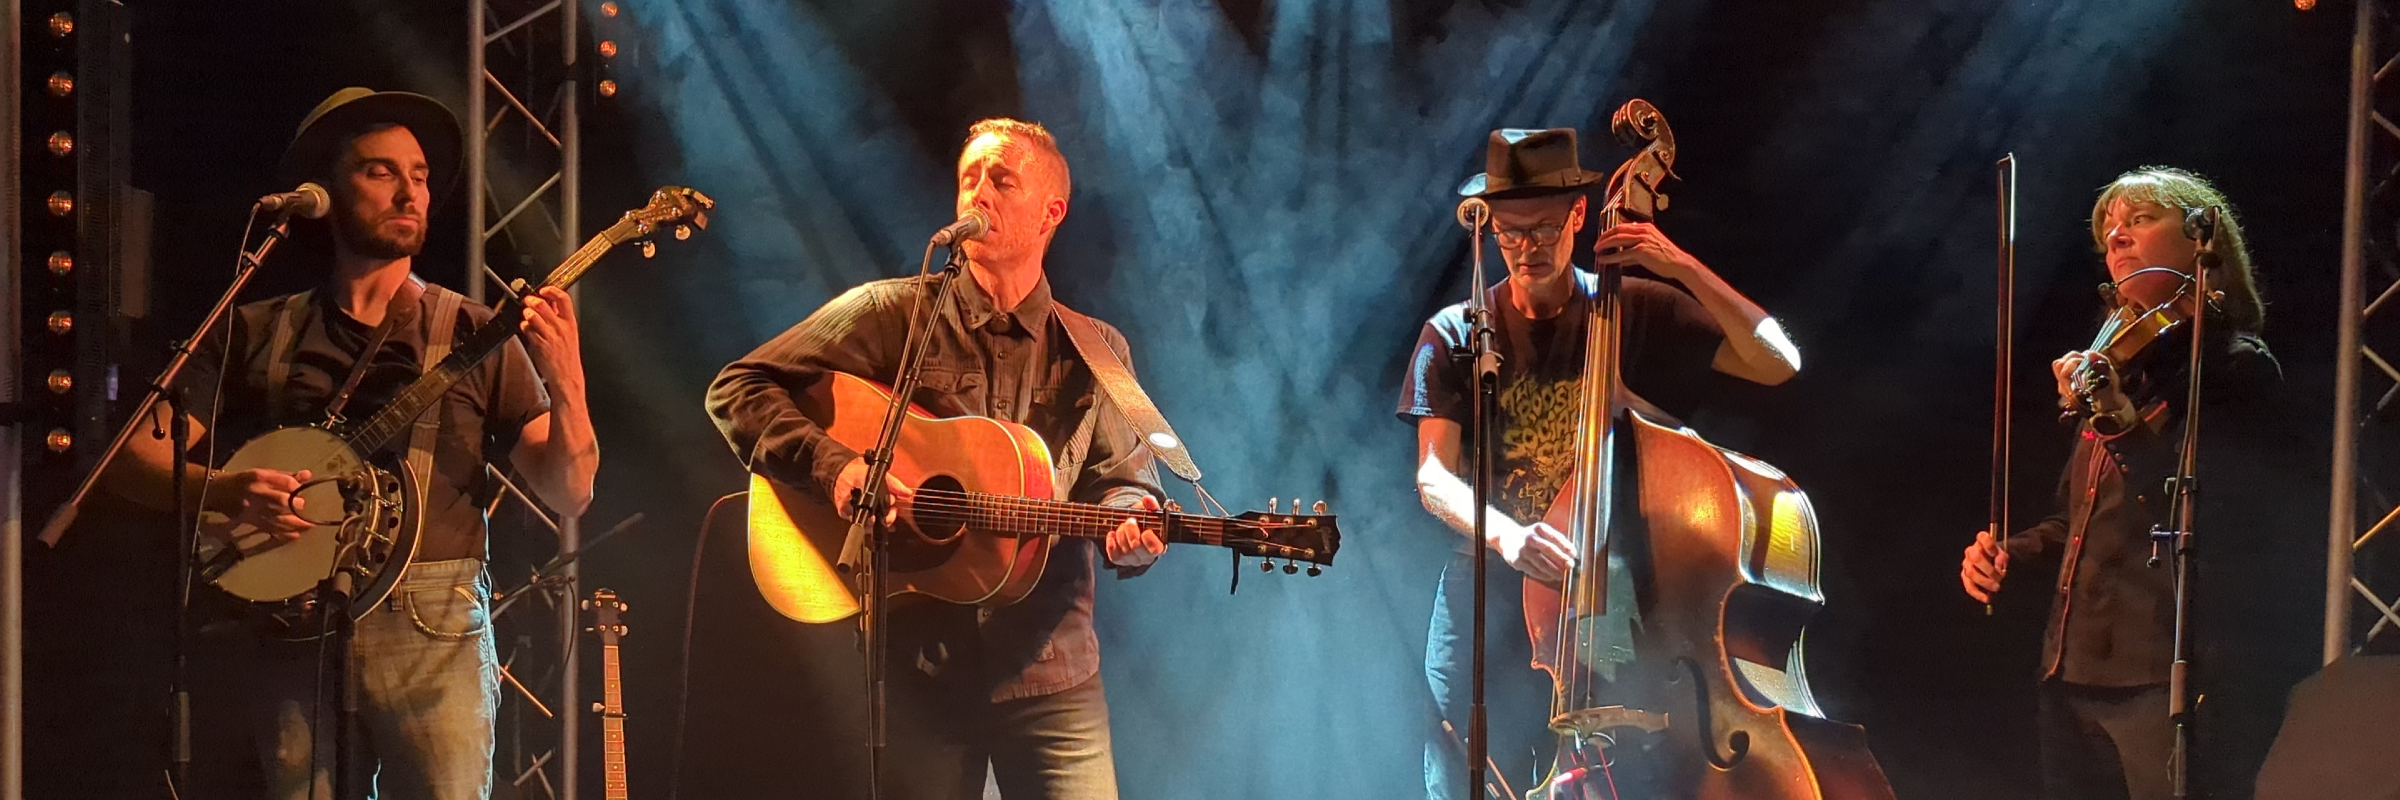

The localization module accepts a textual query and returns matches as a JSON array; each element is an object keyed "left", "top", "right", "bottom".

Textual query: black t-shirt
[
  {"left": 1396, "top": 270, "right": 1726, "bottom": 535},
  {"left": 186, "top": 279, "right": 551, "bottom": 562}
]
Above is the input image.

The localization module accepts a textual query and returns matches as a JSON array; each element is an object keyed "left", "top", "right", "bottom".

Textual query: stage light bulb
[
  {"left": 46, "top": 430, "right": 74, "bottom": 454},
  {"left": 600, "top": 2, "right": 620, "bottom": 18},
  {"left": 47, "top": 191, "right": 74, "bottom": 217},
  {"left": 47, "top": 311, "right": 74, "bottom": 335},
  {"left": 47, "top": 251, "right": 73, "bottom": 276},
  {"left": 48, "top": 12, "right": 73, "bottom": 38},
  {"left": 598, "top": 79, "right": 618, "bottom": 98},
  {"left": 46, "top": 370, "right": 73, "bottom": 395},
  {"left": 599, "top": 40, "right": 618, "bottom": 58},
  {"left": 48, "top": 72, "right": 74, "bottom": 98},
  {"left": 48, "top": 131, "right": 75, "bottom": 157}
]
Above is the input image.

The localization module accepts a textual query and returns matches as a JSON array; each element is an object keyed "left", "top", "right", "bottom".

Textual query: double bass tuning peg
[
  {"left": 1311, "top": 500, "right": 1327, "bottom": 514},
  {"left": 1267, "top": 498, "right": 1279, "bottom": 514},
  {"left": 639, "top": 240, "right": 658, "bottom": 259}
]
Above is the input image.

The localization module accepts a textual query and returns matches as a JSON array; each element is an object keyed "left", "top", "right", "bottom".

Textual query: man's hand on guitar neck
[
  {"left": 1104, "top": 495, "right": 1166, "bottom": 569},
  {"left": 835, "top": 456, "right": 915, "bottom": 525}
]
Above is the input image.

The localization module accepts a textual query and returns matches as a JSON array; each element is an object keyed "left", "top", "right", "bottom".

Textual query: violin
[
  {"left": 1519, "top": 100, "right": 1893, "bottom": 800},
  {"left": 2062, "top": 267, "right": 2220, "bottom": 426}
]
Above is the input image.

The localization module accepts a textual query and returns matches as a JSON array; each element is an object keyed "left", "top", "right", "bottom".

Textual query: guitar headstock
[
  {"left": 1227, "top": 499, "right": 1341, "bottom": 575},
  {"left": 585, "top": 588, "right": 628, "bottom": 647},
  {"left": 605, "top": 186, "right": 716, "bottom": 256}
]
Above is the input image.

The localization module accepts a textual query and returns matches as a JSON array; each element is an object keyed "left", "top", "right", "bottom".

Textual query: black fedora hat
[
  {"left": 1456, "top": 127, "right": 1602, "bottom": 199},
  {"left": 274, "top": 87, "right": 463, "bottom": 203}
]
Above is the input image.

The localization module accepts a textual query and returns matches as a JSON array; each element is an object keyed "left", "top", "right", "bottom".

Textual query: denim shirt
[{"left": 706, "top": 271, "right": 1162, "bottom": 701}]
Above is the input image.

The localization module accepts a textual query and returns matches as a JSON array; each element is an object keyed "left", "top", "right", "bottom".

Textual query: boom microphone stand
[
  {"left": 2153, "top": 207, "right": 2219, "bottom": 798},
  {"left": 32, "top": 204, "right": 304, "bottom": 793},
  {"left": 1456, "top": 196, "right": 1502, "bottom": 800},
  {"left": 839, "top": 235, "right": 968, "bottom": 800}
]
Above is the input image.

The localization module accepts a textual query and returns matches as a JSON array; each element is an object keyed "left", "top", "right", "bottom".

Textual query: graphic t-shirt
[{"left": 1396, "top": 270, "right": 1728, "bottom": 533}]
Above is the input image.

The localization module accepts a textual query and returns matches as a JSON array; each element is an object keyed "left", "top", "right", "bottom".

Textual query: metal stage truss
[
  {"left": 2334, "top": 0, "right": 2400, "bottom": 662},
  {"left": 468, "top": 0, "right": 597, "bottom": 797}
]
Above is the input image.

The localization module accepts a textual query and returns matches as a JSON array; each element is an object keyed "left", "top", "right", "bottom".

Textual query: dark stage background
[{"left": 22, "top": 1, "right": 2364, "bottom": 798}]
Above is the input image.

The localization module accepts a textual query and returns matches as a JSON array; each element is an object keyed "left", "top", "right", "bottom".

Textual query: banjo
[{"left": 197, "top": 187, "right": 713, "bottom": 638}]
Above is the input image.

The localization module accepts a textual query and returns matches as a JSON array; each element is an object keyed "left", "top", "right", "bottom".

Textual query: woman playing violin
[{"left": 1960, "top": 166, "right": 2279, "bottom": 800}]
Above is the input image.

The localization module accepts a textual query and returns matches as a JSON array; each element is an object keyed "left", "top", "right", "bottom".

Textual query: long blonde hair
[{"left": 2089, "top": 166, "right": 2265, "bottom": 333}]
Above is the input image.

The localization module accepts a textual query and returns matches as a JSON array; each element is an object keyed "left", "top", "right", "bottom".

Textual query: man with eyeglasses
[{"left": 1397, "top": 127, "right": 1800, "bottom": 799}]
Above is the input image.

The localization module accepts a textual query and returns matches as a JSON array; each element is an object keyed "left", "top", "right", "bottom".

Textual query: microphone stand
[
  {"left": 2152, "top": 211, "right": 2216, "bottom": 799},
  {"left": 838, "top": 240, "right": 965, "bottom": 800},
  {"left": 28, "top": 205, "right": 299, "bottom": 793},
  {"left": 1458, "top": 197, "right": 1501, "bottom": 800}
]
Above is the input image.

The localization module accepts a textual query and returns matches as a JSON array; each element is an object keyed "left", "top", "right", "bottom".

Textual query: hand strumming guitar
[
  {"left": 207, "top": 468, "right": 315, "bottom": 538},
  {"left": 834, "top": 455, "right": 914, "bottom": 525}
]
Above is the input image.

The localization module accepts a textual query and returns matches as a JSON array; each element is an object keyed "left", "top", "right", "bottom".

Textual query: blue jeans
[
  {"left": 249, "top": 558, "right": 498, "bottom": 800},
  {"left": 884, "top": 667, "right": 1121, "bottom": 800}
]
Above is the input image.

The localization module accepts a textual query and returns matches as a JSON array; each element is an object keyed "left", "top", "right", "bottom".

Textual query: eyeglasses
[{"left": 1492, "top": 224, "right": 1565, "bottom": 249}]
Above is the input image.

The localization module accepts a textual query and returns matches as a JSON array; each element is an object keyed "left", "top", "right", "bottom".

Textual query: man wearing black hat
[
  {"left": 105, "top": 88, "right": 598, "bottom": 800},
  {"left": 1397, "top": 127, "right": 1801, "bottom": 798}
]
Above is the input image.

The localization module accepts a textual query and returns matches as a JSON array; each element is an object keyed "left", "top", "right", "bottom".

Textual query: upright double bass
[{"left": 1521, "top": 100, "right": 1893, "bottom": 800}]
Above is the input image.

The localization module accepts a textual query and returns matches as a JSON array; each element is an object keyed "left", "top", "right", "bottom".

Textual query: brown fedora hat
[
  {"left": 274, "top": 87, "right": 463, "bottom": 203},
  {"left": 1456, "top": 127, "right": 1602, "bottom": 199}
]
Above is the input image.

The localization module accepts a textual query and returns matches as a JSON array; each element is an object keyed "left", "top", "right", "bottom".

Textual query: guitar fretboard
[
  {"left": 601, "top": 638, "right": 627, "bottom": 800},
  {"left": 344, "top": 227, "right": 622, "bottom": 455}
]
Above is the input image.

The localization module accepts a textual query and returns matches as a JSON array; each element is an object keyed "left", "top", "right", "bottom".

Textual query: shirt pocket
[{"left": 913, "top": 367, "right": 985, "bottom": 411}]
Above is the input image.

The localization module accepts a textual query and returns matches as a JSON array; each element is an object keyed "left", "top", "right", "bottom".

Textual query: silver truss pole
[
  {"left": 2, "top": 0, "right": 24, "bottom": 797},
  {"left": 2334, "top": 0, "right": 2378, "bottom": 666},
  {"left": 468, "top": 0, "right": 488, "bottom": 307},
  {"left": 555, "top": 2, "right": 582, "bottom": 798},
  {"left": 473, "top": 0, "right": 583, "bottom": 795}
]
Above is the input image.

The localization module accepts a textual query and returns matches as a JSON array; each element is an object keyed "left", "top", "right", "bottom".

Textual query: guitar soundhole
[{"left": 903, "top": 474, "right": 969, "bottom": 546}]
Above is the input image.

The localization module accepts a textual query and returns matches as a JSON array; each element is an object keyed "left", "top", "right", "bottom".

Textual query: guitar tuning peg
[
  {"left": 579, "top": 599, "right": 591, "bottom": 610},
  {"left": 1282, "top": 562, "right": 1299, "bottom": 575},
  {"left": 1312, "top": 500, "right": 1327, "bottom": 514},
  {"left": 640, "top": 240, "right": 658, "bottom": 259},
  {"left": 1268, "top": 498, "right": 1279, "bottom": 514},
  {"left": 1259, "top": 558, "right": 1274, "bottom": 573},
  {"left": 591, "top": 702, "right": 605, "bottom": 713},
  {"left": 674, "top": 224, "right": 693, "bottom": 241},
  {"left": 1306, "top": 565, "right": 1322, "bottom": 577}
]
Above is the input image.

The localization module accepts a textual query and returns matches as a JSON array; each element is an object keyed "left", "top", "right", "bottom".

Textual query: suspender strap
[
  {"left": 1050, "top": 303, "right": 1202, "bottom": 483},
  {"left": 407, "top": 285, "right": 464, "bottom": 503},
  {"left": 322, "top": 280, "right": 424, "bottom": 424},
  {"left": 264, "top": 290, "right": 312, "bottom": 421}
]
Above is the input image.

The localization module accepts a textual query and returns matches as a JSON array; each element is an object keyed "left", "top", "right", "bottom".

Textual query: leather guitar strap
[{"left": 1050, "top": 303, "right": 1203, "bottom": 484}]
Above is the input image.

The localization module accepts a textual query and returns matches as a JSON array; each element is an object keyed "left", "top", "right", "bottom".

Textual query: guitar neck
[
  {"left": 601, "top": 638, "right": 628, "bottom": 800},
  {"left": 917, "top": 490, "right": 1241, "bottom": 548},
  {"left": 345, "top": 235, "right": 615, "bottom": 454}
]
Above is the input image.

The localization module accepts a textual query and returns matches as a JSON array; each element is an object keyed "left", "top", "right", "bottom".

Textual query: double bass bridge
[{"left": 1548, "top": 705, "right": 1670, "bottom": 748}]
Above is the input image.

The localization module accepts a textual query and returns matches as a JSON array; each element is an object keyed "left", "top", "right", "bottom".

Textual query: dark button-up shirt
[
  {"left": 706, "top": 271, "right": 1162, "bottom": 702},
  {"left": 2006, "top": 329, "right": 2279, "bottom": 687}
]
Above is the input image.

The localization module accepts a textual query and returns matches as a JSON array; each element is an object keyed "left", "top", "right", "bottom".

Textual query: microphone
[
  {"left": 255, "top": 182, "right": 331, "bottom": 219},
  {"left": 1455, "top": 197, "right": 1489, "bottom": 231},
  {"left": 2182, "top": 205, "right": 2219, "bottom": 248},
  {"left": 930, "top": 210, "right": 990, "bottom": 246}
]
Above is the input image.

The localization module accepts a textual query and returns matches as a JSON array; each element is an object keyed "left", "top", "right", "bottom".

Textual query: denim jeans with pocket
[{"left": 252, "top": 558, "right": 497, "bottom": 800}]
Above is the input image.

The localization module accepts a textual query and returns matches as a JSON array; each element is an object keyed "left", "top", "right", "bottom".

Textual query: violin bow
[{"left": 1989, "top": 154, "right": 2018, "bottom": 616}]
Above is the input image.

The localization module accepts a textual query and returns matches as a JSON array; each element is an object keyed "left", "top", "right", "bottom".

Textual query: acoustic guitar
[{"left": 746, "top": 371, "right": 1340, "bottom": 623}]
